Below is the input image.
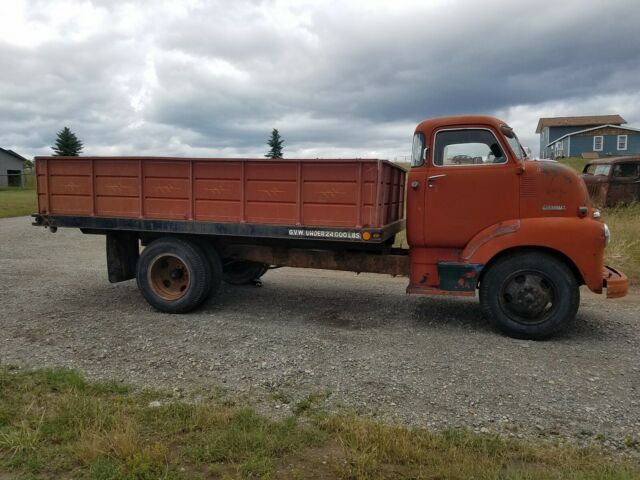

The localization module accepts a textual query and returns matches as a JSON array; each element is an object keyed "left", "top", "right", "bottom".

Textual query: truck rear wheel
[
  {"left": 223, "top": 260, "right": 268, "bottom": 285},
  {"left": 479, "top": 252, "right": 579, "bottom": 340},
  {"left": 137, "top": 237, "right": 212, "bottom": 313}
]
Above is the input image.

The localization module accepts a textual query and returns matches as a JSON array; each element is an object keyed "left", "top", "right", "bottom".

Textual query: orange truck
[{"left": 33, "top": 115, "right": 628, "bottom": 339}]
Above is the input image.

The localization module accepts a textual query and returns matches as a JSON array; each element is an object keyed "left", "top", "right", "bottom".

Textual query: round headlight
[{"left": 603, "top": 223, "right": 610, "bottom": 246}]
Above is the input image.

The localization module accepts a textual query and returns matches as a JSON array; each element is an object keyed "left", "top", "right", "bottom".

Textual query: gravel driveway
[{"left": 1, "top": 216, "right": 638, "bottom": 452}]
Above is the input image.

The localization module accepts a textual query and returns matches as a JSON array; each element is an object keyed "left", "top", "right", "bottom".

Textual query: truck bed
[{"left": 34, "top": 157, "right": 406, "bottom": 245}]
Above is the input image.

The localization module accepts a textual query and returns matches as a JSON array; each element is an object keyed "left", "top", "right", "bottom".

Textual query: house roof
[
  {"left": 536, "top": 115, "right": 626, "bottom": 133},
  {"left": 0, "top": 147, "right": 28, "bottom": 162},
  {"left": 546, "top": 124, "right": 640, "bottom": 147}
]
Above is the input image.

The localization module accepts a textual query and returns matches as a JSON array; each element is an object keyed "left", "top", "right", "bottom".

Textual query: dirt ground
[{"left": 0, "top": 216, "right": 638, "bottom": 452}]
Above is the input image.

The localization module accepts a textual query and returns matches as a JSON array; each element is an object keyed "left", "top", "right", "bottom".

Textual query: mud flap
[{"left": 106, "top": 232, "right": 139, "bottom": 283}]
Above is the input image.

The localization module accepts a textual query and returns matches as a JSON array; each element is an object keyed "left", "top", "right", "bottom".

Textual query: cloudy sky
[{"left": 1, "top": 0, "right": 640, "bottom": 160}]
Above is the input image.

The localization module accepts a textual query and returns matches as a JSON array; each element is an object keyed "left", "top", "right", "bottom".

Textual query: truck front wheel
[
  {"left": 479, "top": 252, "right": 579, "bottom": 340},
  {"left": 223, "top": 260, "right": 268, "bottom": 285},
  {"left": 137, "top": 237, "right": 212, "bottom": 313}
]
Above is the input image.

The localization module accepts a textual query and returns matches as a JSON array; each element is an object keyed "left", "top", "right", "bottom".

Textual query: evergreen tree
[
  {"left": 52, "top": 127, "right": 83, "bottom": 156},
  {"left": 265, "top": 128, "right": 284, "bottom": 158}
]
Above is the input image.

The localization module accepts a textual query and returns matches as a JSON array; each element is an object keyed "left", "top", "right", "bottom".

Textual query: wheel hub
[
  {"left": 149, "top": 254, "right": 191, "bottom": 301},
  {"left": 502, "top": 272, "right": 554, "bottom": 322},
  {"left": 170, "top": 268, "right": 184, "bottom": 280}
]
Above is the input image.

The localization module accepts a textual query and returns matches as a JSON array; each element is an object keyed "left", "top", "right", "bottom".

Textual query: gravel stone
[{"left": 0, "top": 216, "right": 639, "bottom": 454}]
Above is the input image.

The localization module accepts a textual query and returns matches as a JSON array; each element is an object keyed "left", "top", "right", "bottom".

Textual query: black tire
[
  {"left": 191, "top": 239, "right": 224, "bottom": 297},
  {"left": 136, "top": 237, "right": 212, "bottom": 313},
  {"left": 479, "top": 252, "right": 579, "bottom": 340},
  {"left": 223, "top": 260, "right": 269, "bottom": 285}
]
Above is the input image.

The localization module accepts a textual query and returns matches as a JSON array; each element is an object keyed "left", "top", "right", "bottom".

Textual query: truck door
[
  {"left": 423, "top": 127, "right": 519, "bottom": 248},
  {"left": 406, "top": 132, "right": 427, "bottom": 246}
]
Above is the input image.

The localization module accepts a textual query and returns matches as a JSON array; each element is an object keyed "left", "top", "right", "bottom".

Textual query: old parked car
[{"left": 582, "top": 156, "right": 640, "bottom": 206}]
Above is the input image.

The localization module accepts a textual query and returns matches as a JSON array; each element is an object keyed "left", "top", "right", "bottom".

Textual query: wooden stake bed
[{"left": 34, "top": 157, "right": 406, "bottom": 245}]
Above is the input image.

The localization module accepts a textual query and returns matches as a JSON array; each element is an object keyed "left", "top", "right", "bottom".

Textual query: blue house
[{"left": 536, "top": 114, "right": 640, "bottom": 158}]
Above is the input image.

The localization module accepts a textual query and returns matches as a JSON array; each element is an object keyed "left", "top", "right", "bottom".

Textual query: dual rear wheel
[{"left": 137, "top": 237, "right": 267, "bottom": 313}]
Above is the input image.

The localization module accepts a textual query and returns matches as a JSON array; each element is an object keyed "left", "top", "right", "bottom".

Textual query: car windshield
[{"left": 585, "top": 164, "right": 611, "bottom": 176}]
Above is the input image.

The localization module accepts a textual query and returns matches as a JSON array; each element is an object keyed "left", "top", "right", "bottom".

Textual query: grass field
[
  {"left": 0, "top": 367, "right": 638, "bottom": 480},
  {"left": 0, "top": 189, "right": 37, "bottom": 218}
]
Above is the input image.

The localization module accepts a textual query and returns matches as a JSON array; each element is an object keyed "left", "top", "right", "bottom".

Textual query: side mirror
[{"left": 423, "top": 146, "right": 429, "bottom": 162}]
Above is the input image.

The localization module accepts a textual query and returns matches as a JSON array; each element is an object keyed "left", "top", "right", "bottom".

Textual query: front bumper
[{"left": 603, "top": 266, "right": 628, "bottom": 298}]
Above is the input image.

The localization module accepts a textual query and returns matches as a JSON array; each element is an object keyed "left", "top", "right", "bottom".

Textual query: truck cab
[{"left": 405, "top": 115, "right": 627, "bottom": 338}]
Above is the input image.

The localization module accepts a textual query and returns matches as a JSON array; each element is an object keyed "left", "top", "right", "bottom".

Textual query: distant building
[
  {"left": 536, "top": 114, "right": 640, "bottom": 158},
  {"left": 0, "top": 147, "right": 27, "bottom": 187}
]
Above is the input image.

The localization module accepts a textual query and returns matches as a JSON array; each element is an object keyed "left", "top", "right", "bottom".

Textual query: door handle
[
  {"left": 411, "top": 180, "right": 420, "bottom": 190},
  {"left": 427, "top": 174, "right": 446, "bottom": 187}
]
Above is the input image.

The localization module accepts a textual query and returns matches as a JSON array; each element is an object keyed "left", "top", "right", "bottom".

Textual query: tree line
[{"left": 51, "top": 127, "right": 285, "bottom": 158}]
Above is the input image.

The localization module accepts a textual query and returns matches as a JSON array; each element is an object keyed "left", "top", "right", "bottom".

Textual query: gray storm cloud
[{"left": 1, "top": 0, "right": 639, "bottom": 159}]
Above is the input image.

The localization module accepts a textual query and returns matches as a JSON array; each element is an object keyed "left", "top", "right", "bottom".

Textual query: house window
[
  {"left": 593, "top": 136, "right": 603, "bottom": 151},
  {"left": 617, "top": 135, "right": 628, "bottom": 151}
]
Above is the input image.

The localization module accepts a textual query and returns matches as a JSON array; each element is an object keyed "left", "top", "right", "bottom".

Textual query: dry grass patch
[
  {"left": 318, "top": 414, "right": 639, "bottom": 480},
  {"left": 602, "top": 203, "right": 640, "bottom": 283}
]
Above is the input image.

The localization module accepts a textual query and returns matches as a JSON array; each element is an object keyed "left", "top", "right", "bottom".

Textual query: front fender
[{"left": 462, "top": 218, "right": 606, "bottom": 293}]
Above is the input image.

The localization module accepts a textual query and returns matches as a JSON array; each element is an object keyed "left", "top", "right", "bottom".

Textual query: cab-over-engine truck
[{"left": 33, "top": 115, "right": 628, "bottom": 339}]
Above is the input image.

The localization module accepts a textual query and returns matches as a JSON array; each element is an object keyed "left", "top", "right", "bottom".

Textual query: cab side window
[
  {"left": 612, "top": 163, "right": 640, "bottom": 178},
  {"left": 434, "top": 129, "right": 507, "bottom": 166}
]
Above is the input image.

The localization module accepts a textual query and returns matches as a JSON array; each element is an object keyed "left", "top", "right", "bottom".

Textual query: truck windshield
[
  {"left": 500, "top": 125, "right": 527, "bottom": 159},
  {"left": 506, "top": 134, "right": 526, "bottom": 159}
]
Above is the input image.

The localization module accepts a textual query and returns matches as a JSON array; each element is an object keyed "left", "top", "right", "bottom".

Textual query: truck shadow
[
  {"left": 204, "top": 279, "right": 495, "bottom": 334},
  {"left": 200, "top": 280, "right": 624, "bottom": 341}
]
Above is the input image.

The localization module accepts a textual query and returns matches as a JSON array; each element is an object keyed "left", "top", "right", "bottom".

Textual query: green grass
[
  {"left": 558, "top": 156, "right": 590, "bottom": 173},
  {"left": 0, "top": 367, "right": 638, "bottom": 479},
  {"left": 0, "top": 188, "right": 37, "bottom": 218}
]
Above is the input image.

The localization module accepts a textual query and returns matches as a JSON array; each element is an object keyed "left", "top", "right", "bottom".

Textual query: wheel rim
[
  {"left": 499, "top": 270, "right": 557, "bottom": 325},
  {"left": 148, "top": 254, "right": 191, "bottom": 301}
]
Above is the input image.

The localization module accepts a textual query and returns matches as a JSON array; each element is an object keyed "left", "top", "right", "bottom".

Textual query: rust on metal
[
  {"left": 148, "top": 253, "right": 191, "bottom": 300},
  {"left": 581, "top": 156, "right": 640, "bottom": 206},
  {"left": 603, "top": 266, "right": 629, "bottom": 299},
  {"left": 226, "top": 245, "right": 410, "bottom": 277},
  {"left": 461, "top": 220, "right": 520, "bottom": 260}
]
